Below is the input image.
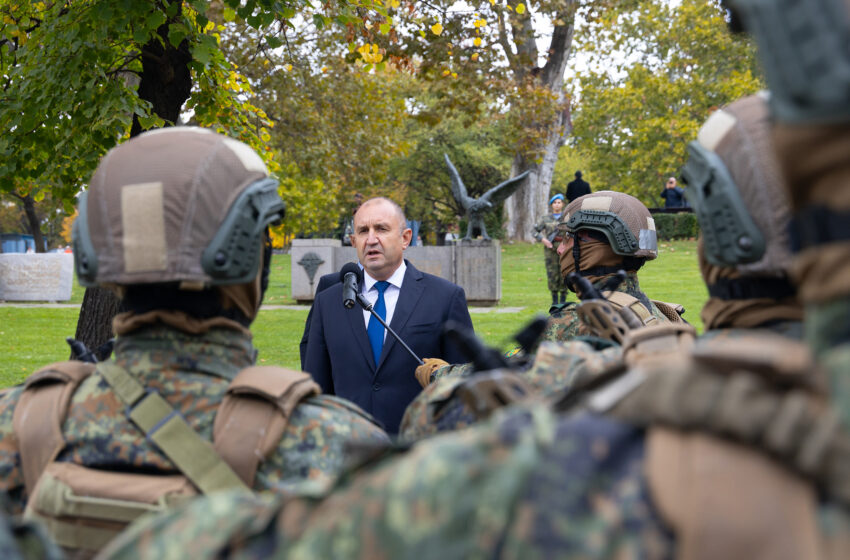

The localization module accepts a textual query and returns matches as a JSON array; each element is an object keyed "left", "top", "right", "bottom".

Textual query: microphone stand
[{"left": 355, "top": 293, "right": 425, "bottom": 366}]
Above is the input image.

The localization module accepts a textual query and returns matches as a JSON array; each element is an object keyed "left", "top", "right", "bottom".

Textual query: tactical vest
[
  {"left": 565, "top": 325, "right": 850, "bottom": 560},
  {"left": 12, "top": 360, "right": 320, "bottom": 558},
  {"left": 602, "top": 290, "right": 687, "bottom": 326}
]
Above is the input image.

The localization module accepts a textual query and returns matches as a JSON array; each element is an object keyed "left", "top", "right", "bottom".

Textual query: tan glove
[{"left": 415, "top": 358, "right": 449, "bottom": 388}]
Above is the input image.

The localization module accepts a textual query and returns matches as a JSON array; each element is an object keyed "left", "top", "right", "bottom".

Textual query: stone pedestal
[
  {"left": 290, "top": 239, "right": 340, "bottom": 302},
  {"left": 455, "top": 239, "right": 501, "bottom": 304},
  {"left": 0, "top": 253, "right": 74, "bottom": 301},
  {"left": 291, "top": 240, "right": 501, "bottom": 305}
]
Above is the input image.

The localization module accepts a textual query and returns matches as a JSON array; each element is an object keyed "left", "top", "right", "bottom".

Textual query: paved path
[{"left": 0, "top": 303, "right": 526, "bottom": 314}]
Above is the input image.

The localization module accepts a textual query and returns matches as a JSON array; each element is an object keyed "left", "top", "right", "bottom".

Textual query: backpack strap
[
  {"left": 12, "top": 361, "right": 95, "bottom": 497},
  {"left": 603, "top": 291, "right": 658, "bottom": 325},
  {"left": 646, "top": 427, "right": 821, "bottom": 560},
  {"left": 213, "top": 366, "right": 321, "bottom": 486},
  {"left": 97, "top": 362, "right": 250, "bottom": 494}
]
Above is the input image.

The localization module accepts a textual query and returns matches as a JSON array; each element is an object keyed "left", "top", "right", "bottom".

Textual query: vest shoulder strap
[
  {"left": 213, "top": 366, "right": 321, "bottom": 486},
  {"left": 97, "top": 362, "right": 250, "bottom": 494},
  {"left": 603, "top": 290, "right": 658, "bottom": 325},
  {"left": 12, "top": 361, "right": 95, "bottom": 497}
]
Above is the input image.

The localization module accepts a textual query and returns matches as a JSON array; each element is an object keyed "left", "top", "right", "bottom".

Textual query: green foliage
[
  {"left": 273, "top": 163, "right": 337, "bottom": 237},
  {"left": 552, "top": 145, "right": 593, "bottom": 196},
  {"left": 653, "top": 212, "right": 700, "bottom": 240},
  {"left": 391, "top": 113, "right": 513, "bottom": 240},
  {"left": 0, "top": 0, "right": 386, "bottom": 205},
  {"left": 571, "top": 0, "right": 763, "bottom": 206},
  {"left": 219, "top": 23, "right": 412, "bottom": 231}
]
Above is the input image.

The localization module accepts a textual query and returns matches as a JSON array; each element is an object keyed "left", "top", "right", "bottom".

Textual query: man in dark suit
[
  {"left": 299, "top": 272, "right": 335, "bottom": 370},
  {"left": 566, "top": 170, "right": 591, "bottom": 202},
  {"left": 304, "top": 197, "right": 474, "bottom": 434}
]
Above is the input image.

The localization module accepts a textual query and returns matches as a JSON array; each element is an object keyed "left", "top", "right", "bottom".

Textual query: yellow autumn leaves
[{"left": 357, "top": 43, "right": 384, "bottom": 64}]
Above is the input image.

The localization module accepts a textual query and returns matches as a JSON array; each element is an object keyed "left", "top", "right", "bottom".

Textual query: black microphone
[{"left": 340, "top": 262, "right": 361, "bottom": 309}]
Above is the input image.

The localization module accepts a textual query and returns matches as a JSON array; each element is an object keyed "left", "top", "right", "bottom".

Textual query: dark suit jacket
[
  {"left": 303, "top": 261, "right": 474, "bottom": 434},
  {"left": 566, "top": 178, "right": 591, "bottom": 202},
  {"left": 299, "top": 272, "right": 337, "bottom": 370}
]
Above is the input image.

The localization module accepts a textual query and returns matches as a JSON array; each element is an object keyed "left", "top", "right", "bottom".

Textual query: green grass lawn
[{"left": 0, "top": 240, "right": 706, "bottom": 387}]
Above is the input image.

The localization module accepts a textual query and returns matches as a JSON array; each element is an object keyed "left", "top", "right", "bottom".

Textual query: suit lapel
[
  {"left": 346, "top": 300, "right": 375, "bottom": 373},
  {"left": 376, "top": 262, "right": 424, "bottom": 373}
]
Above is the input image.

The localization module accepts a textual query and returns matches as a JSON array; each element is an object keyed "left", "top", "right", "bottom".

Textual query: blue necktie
[{"left": 367, "top": 281, "right": 390, "bottom": 366}]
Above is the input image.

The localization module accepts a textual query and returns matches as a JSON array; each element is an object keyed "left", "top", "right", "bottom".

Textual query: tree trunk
[
  {"left": 19, "top": 194, "right": 46, "bottom": 252},
  {"left": 72, "top": 287, "right": 121, "bottom": 356},
  {"left": 502, "top": 2, "right": 577, "bottom": 240},
  {"left": 505, "top": 104, "right": 571, "bottom": 240},
  {"left": 73, "top": 15, "right": 193, "bottom": 354}
]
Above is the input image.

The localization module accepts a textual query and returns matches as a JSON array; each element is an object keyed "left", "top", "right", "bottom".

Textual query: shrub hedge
[{"left": 653, "top": 212, "right": 700, "bottom": 240}]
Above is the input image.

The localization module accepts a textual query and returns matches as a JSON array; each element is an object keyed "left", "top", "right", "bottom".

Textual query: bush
[{"left": 653, "top": 212, "right": 699, "bottom": 240}]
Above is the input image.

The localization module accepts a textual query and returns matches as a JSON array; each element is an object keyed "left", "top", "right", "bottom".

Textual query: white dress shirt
[{"left": 361, "top": 261, "right": 407, "bottom": 342}]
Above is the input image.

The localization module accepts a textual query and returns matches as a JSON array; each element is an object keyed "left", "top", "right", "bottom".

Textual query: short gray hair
[{"left": 357, "top": 197, "right": 408, "bottom": 233}]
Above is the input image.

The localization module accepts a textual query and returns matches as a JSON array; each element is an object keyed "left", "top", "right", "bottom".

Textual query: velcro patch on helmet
[
  {"left": 697, "top": 109, "right": 736, "bottom": 151},
  {"left": 121, "top": 182, "right": 167, "bottom": 273},
  {"left": 581, "top": 196, "right": 613, "bottom": 211}
]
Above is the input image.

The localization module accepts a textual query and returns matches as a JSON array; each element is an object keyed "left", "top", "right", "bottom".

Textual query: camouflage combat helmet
[
  {"left": 72, "top": 127, "right": 284, "bottom": 288},
  {"left": 562, "top": 191, "right": 658, "bottom": 260},
  {"left": 682, "top": 93, "right": 793, "bottom": 276}
]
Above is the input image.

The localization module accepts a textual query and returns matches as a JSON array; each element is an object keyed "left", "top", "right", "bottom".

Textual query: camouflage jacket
[
  {"left": 543, "top": 273, "right": 669, "bottom": 343},
  {"left": 399, "top": 340, "right": 622, "bottom": 441},
  {"left": 101, "top": 326, "right": 850, "bottom": 559},
  {"left": 103, "top": 405, "right": 675, "bottom": 560},
  {"left": 0, "top": 325, "right": 389, "bottom": 513},
  {"left": 400, "top": 274, "right": 662, "bottom": 441},
  {"left": 423, "top": 273, "right": 659, "bottom": 386},
  {"left": 532, "top": 212, "right": 564, "bottom": 248}
]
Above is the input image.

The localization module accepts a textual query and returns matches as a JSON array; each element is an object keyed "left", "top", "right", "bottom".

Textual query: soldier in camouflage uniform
[
  {"left": 543, "top": 190, "right": 681, "bottom": 342},
  {"left": 0, "top": 128, "right": 388, "bottom": 555},
  {"left": 401, "top": 191, "right": 677, "bottom": 440},
  {"left": 533, "top": 193, "right": 568, "bottom": 306},
  {"left": 100, "top": 6, "right": 850, "bottom": 555}
]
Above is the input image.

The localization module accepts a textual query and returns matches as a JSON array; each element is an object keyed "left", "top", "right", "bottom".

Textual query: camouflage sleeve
[
  {"left": 525, "top": 340, "right": 622, "bottom": 397},
  {"left": 0, "top": 387, "right": 25, "bottom": 514},
  {"left": 254, "top": 395, "right": 389, "bottom": 494},
  {"left": 532, "top": 218, "right": 545, "bottom": 239},
  {"left": 430, "top": 362, "right": 472, "bottom": 383},
  {"left": 0, "top": 491, "right": 64, "bottom": 560},
  {"left": 398, "top": 371, "right": 474, "bottom": 441},
  {"left": 541, "top": 305, "right": 582, "bottom": 343}
]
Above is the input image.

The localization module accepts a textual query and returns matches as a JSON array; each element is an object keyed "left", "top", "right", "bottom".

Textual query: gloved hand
[{"left": 415, "top": 358, "right": 449, "bottom": 388}]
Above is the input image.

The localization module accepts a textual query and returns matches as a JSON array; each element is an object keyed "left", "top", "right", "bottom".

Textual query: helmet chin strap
[
  {"left": 571, "top": 232, "right": 582, "bottom": 276},
  {"left": 564, "top": 232, "right": 583, "bottom": 292}
]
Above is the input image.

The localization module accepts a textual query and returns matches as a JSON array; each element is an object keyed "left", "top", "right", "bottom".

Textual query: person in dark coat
[
  {"left": 565, "top": 171, "right": 591, "bottom": 202},
  {"left": 661, "top": 176, "right": 686, "bottom": 207}
]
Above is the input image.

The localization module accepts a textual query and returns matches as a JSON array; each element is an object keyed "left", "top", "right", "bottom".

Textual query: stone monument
[{"left": 0, "top": 253, "right": 74, "bottom": 301}]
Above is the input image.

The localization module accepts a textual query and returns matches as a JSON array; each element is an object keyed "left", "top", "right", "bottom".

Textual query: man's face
[
  {"left": 666, "top": 178, "right": 677, "bottom": 189},
  {"left": 353, "top": 200, "right": 412, "bottom": 281},
  {"left": 551, "top": 199, "right": 565, "bottom": 213}
]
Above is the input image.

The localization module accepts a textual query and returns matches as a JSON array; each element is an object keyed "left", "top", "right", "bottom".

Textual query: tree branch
[{"left": 496, "top": 8, "right": 516, "bottom": 73}]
